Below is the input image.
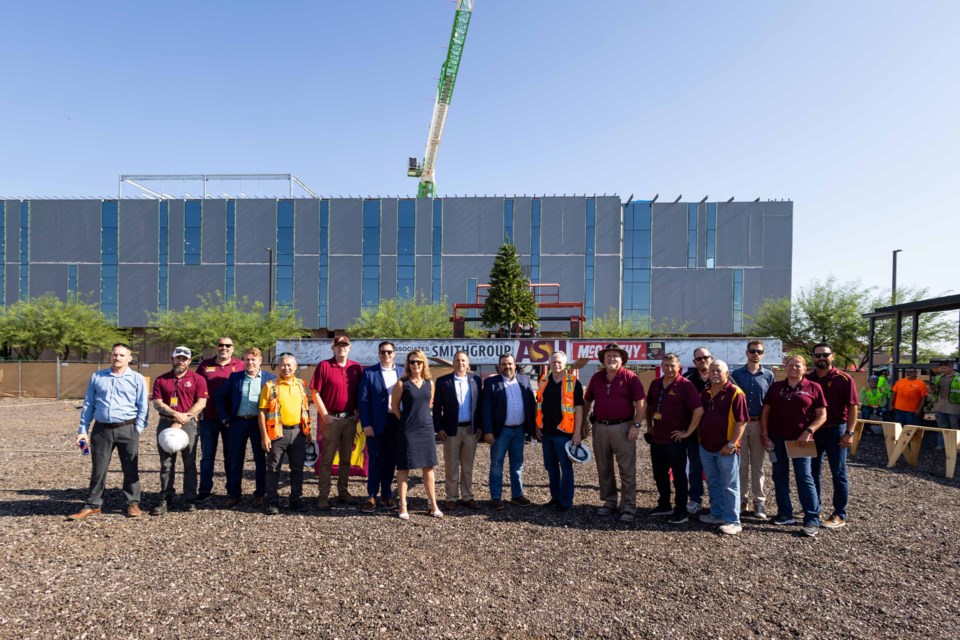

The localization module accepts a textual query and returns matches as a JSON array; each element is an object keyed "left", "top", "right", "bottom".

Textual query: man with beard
[
  {"left": 730, "top": 340, "right": 776, "bottom": 520},
  {"left": 682, "top": 347, "right": 712, "bottom": 515},
  {"left": 194, "top": 336, "right": 242, "bottom": 502}
]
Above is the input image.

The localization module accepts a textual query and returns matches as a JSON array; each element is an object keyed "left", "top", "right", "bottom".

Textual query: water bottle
[{"left": 78, "top": 438, "right": 89, "bottom": 456}]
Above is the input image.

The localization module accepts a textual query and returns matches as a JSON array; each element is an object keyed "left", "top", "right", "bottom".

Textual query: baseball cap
[
  {"left": 171, "top": 346, "right": 192, "bottom": 359},
  {"left": 333, "top": 335, "right": 351, "bottom": 346}
]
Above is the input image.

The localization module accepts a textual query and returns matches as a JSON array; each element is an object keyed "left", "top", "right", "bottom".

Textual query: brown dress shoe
[
  {"left": 226, "top": 497, "right": 242, "bottom": 508},
  {"left": 444, "top": 500, "right": 457, "bottom": 511},
  {"left": 510, "top": 495, "right": 532, "bottom": 507},
  {"left": 252, "top": 496, "right": 264, "bottom": 508},
  {"left": 68, "top": 507, "right": 101, "bottom": 520},
  {"left": 126, "top": 504, "right": 142, "bottom": 518},
  {"left": 460, "top": 499, "right": 480, "bottom": 510},
  {"left": 380, "top": 497, "right": 397, "bottom": 511},
  {"left": 360, "top": 497, "right": 377, "bottom": 513},
  {"left": 490, "top": 499, "right": 504, "bottom": 510}
]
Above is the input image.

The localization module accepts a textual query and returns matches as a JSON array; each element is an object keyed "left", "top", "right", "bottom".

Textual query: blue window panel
[
  {"left": 467, "top": 277, "right": 478, "bottom": 318},
  {"left": 319, "top": 200, "right": 329, "bottom": 327},
  {"left": 733, "top": 269, "right": 744, "bottom": 333},
  {"left": 19, "top": 201, "right": 30, "bottom": 300},
  {"left": 362, "top": 199, "right": 380, "bottom": 308},
  {"left": 531, "top": 198, "right": 541, "bottom": 283},
  {"left": 68, "top": 264, "right": 78, "bottom": 295},
  {"left": 225, "top": 200, "right": 236, "bottom": 298},
  {"left": 431, "top": 199, "right": 442, "bottom": 303},
  {"left": 100, "top": 201, "right": 119, "bottom": 318},
  {"left": 0, "top": 201, "right": 5, "bottom": 304},
  {"left": 276, "top": 200, "right": 295, "bottom": 307},
  {"left": 504, "top": 199, "right": 514, "bottom": 244},
  {"left": 622, "top": 201, "right": 652, "bottom": 321},
  {"left": 585, "top": 198, "right": 596, "bottom": 322},
  {"left": 158, "top": 201, "right": 169, "bottom": 311},
  {"left": 184, "top": 200, "right": 202, "bottom": 265},
  {"left": 687, "top": 203, "right": 698, "bottom": 269},
  {"left": 397, "top": 199, "right": 415, "bottom": 297},
  {"left": 706, "top": 203, "right": 717, "bottom": 269}
]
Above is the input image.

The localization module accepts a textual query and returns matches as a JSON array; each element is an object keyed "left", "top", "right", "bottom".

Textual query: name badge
[
  {"left": 653, "top": 412, "right": 662, "bottom": 420},
  {"left": 170, "top": 397, "right": 178, "bottom": 407},
  {"left": 206, "top": 367, "right": 216, "bottom": 372}
]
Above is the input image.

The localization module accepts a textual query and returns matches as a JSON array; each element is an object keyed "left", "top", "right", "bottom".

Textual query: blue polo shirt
[{"left": 731, "top": 365, "right": 775, "bottom": 418}]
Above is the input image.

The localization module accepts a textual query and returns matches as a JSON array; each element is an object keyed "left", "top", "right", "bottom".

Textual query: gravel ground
[{"left": 0, "top": 398, "right": 958, "bottom": 639}]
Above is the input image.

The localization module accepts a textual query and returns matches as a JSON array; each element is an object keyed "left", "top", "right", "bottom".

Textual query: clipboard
[{"left": 785, "top": 440, "right": 817, "bottom": 459}]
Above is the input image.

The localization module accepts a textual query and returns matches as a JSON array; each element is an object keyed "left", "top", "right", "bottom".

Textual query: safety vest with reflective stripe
[
  {"left": 862, "top": 386, "right": 887, "bottom": 407},
  {"left": 536, "top": 370, "right": 576, "bottom": 434},
  {"left": 264, "top": 378, "right": 312, "bottom": 440},
  {"left": 932, "top": 374, "right": 960, "bottom": 405}
]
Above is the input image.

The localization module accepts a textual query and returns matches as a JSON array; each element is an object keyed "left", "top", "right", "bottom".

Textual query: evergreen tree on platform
[{"left": 481, "top": 243, "right": 537, "bottom": 336}]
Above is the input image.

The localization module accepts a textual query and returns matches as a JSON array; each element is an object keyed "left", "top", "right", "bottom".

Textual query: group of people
[{"left": 70, "top": 335, "right": 952, "bottom": 538}]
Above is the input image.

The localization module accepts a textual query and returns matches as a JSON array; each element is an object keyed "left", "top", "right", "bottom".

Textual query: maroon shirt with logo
[
  {"left": 195, "top": 357, "right": 242, "bottom": 420},
  {"left": 152, "top": 370, "right": 209, "bottom": 414},
  {"left": 805, "top": 367, "right": 859, "bottom": 426},
  {"left": 645, "top": 375, "right": 702, "bottom": 445},
  {"left": 309, "top": 358, "right": 363, "bottom": 414},
  {"left": 584, "top": 367, "right": 646, "bottom": 422},
  {"left": 763, "top": 378, "right": 827, "bottom": 440},
  {"left": 699, "top": 382, "right": 750, "bottom": 452}
]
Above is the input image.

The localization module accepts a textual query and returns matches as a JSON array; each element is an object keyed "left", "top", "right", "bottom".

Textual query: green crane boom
[{"left": 408, "top": 0, "right": 474, "bottom": 198}]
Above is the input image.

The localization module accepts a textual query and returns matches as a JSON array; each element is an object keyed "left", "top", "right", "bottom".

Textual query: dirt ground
[{"left": 0, "top": 398, "right": 958, "bottom": 639}]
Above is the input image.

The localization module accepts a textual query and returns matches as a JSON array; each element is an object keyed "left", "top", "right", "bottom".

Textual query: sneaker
[
  {"left": 149, "top": 501, "right": 170, "bottom": 517},
  {"left": 263, "top": 503, "right": 280, "bottom": 516},
  {"left": 822, "top": 514, "right": 846, "bottom": 529},
  {"left": 650, "top": 505, "right": 673, "bottom": 517},
  {"left": 195, "top": 492, "right": 212, "bottom": 504},
  {"left": 490, "top": 499, "right": 505, "bottom": 510},
  {"left": 360, "top": 498, "right": 377, "bottom": 513},
  {"left": 754, "top": 504, "right": 767, "bottom": 521},
  {"left": 686, "top": 500, "right": 701, "bottom": 515},
  {"left": 719, "top": 523, "right": 742, "bottom": 535},
  {"left": 773, "top": 514, "right": 797, "bottom": 526},
  {"left": 699, "top": 513, "right": 723, "bottom": 524},
  {"left": 801, "top": 524, "right": 819, "bottom": 538},
  {"left": 183, "top": 501, "right": 198, "bottom": 513},
  {"left": 668, "top": 512, "right": 689, "bottom": 525},
  {"left": 618, "top": 512, "right": 635, "bottom": 524},
  {"left": 597, "top": 505, "right": 615, "bottom": 516},
  {"left": 510, "top": 495, "right": 532, "bottom": 507}
]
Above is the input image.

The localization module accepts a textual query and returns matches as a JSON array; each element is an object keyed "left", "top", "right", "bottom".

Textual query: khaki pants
[
  {"left": 593, "top": 422, "right": 637, "bottom": 514},
  {"left": 443, "top": 425, "right": 478, "bottom": 501},
  {"left": 739, "top": 420, "right": 766, "bottom": 506},
  {"left": 317, "top": 415, "right": 357, "bottom": 504}
]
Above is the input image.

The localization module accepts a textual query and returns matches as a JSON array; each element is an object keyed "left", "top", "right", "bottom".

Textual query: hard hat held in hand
[
  {"left": 157, "top": 428, "right": 189, "bottom": 454},
  {"left": 303, "top": 440, "right": 319, "bottom": 468},
  {"left": 565, "top": 440, "right": 593, "bottom": 464}
]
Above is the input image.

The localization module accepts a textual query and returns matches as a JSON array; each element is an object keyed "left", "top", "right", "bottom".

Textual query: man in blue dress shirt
[{"left": 730, "top": 339, "right": 776, "bottom": 520}]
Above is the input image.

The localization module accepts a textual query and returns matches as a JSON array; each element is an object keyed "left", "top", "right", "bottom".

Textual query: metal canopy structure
[
  {"left": 863, "top": 293, "right": 960, "bottom": 376},
  {"left": 119, "top": 174, "right": 318, "bottom": 199}
]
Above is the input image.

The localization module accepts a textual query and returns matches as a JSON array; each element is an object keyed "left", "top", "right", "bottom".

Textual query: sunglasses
[
  {"left": 747, "top": 349, "right": 764, "bottom": 355},
  {"left": 813, "top": 353, "right": 832, "bottom": 359},
  {"left": 380, "top": 350, "right": 394, "bottom": 355},
  {"left": 217, "top": 343, "right": 233, "bottom": 348},
  {"left": 694, "top": 356, "right": 712, "bottom": 362},
  {"left": 408, "top": 361, "right": 424, "bottom": 366}
]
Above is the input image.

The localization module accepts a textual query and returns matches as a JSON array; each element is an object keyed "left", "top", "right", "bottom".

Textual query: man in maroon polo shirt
[
  {"left": 761, "top": 355, "right": 827, "bottom": 537},
  {"left": 310, "top": 334, "right": 364, "bottom": 510},
  {"left": 805, "top": 342, "right": 858, "bottom": 529},
  {"left": 583, "top": 343, "right": 646, "bottom": 523},
  {"left": 646, "top": 353, "right": 703, "bottom": 524},
  {"left": 195, "top": 336, "right": 242, "bottom": 502},
  {"left": 150, "top": 346, "right": 209, "bottom": 516}
]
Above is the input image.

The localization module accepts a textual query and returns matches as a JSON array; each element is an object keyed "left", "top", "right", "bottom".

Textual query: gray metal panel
[
  {"left": 294, "top": 255, "right": 319, "bottom": 326},
  {"left": 168, "top": 265, "right": 226, "bottom": 310},
  {"left": 415, "top": 198, "right": 432, "bottom": 255},
  {"left": 442, "top": 197, "right": 503, "bottom": 255},
  {"left": 716, "top": 202, "right": 751, "bottom": 267},
  {"left": 119, "top": 264, "right": 159, "bottom": 327},
  {"left": 5, "top": 200, "right": 20, "bottom": 265},
  {"left": 651, "top": 203, "right": 686, "bottom": 267},
  {"left": 29, "top": 200, "right": 101, "bottom": 263},
  {"left": 596, "top": 196, "right": 621, "bottom": 255},
  {"left": 380, "top": 255, "right": 397, "bottom": 300},
  {"left": 744, "top": 268, "right": 791, "bottom": 317},
  {"left": 29, "top": 264, "right": 68, "bottom": 298},
  {"left": 594, "top": 256, "right": 621, "bottom": 318},
  {"left": 415, "top": 256, "right": 431, "bottom": 299},
  {"left": 540, "top": 255, "right": 586, "bottom": 303},
  {"left": 201, "top": 199, "right": 226, "bottom": 263},
  {"left": 541, "top": 197, "right": 586, "bottom": 255},
  {"left": 235, "top": 200, "right": 275, "bottom": 264},
  {"left": 328, "top": 255, "right": 361, "bottom": 328},
  {"left": 167, "top": 200, "right": 184, "bottom": 264},
  {"left": 77, "top": 264, "right": 100, "bottom": 304},
  {"left": 295, "top": 199, "right": 319, "bottom": 255},
  {"left": 513, "top": 197, "right": 532, "bottom": 254},
  {"left": 236, "top": 264, "right": 270, "bottom": 305},
  {"left": 440, "top": 256, "right": 494, "bottom": 305},
  {"left": 329, "top": 199, "right": 362, "bottom": 254},
  {"left": 5, "top": 265, "right": 17, "bottom": 304},
  {"left": 118, "top": 199, "right": 159, "bottom": 263},
  {"left": 762, "top": 208, "right": 793, "bottom": 269},
  {"left": 380, "top": 198, "right": 398, "bottom": 256},
  {"left": 651, "top": 268, "right": 733, "bottom": 334}
]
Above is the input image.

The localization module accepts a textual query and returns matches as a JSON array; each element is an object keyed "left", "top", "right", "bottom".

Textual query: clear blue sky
[{"left": 2, "top": 1, "right": 957, "bottom": 301}]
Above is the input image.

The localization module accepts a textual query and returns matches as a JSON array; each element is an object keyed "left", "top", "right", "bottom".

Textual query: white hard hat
[
  {"left": 157, "top": 428, "right": 189, "bottom": 454},
  {"left": 565, "top": 440, "right": 593, "bottom": 464},
  {"left": 303, "top": 440, "right": 318, "bottom": 468}
]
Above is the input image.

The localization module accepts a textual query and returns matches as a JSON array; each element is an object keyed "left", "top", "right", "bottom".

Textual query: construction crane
[{"left": 407, "top": 0, "right": 474, "bottom": 199}]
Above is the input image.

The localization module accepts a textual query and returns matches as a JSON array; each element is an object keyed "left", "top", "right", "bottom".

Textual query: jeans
[
  {"left": 894, "top": 409, "right": 920, "bottom": 426},
  {"left": 489, "top": 426, "right": 526, "bottom": 500},
  {"left": 770, "top": 435, "right": 820, "bottom": 527},
  {"left": 650, "top": 441, "right": 687, "bottom": 514},
  {"left": 225, "top": 417, "right": 266, "bottom": 498},
  {"left": 198, "top": 419, "right": 229, "bottom": 495},
  {"left": 685, "top": 435, "right": 703, "bottom": 503},
  {"left": 541, "top": 433, "right": 575, "bottom": 507},
  {"left": 860, "top": 406, "right": 884, "bottom": 421},
  {"left": 700, "top": 446, "right": 740, "bottom": 525},
  {"left": 812, "top": 424, "right": 849, "bottom": 520},
  {"left": 366, "top": 417, "right": 398, "bottom": 500},
  {"left": 157, "top": 419, "right": 199, "bottom": 501},
  {"left": 934, "top": 411, "right": 960, "bottom": 447}
]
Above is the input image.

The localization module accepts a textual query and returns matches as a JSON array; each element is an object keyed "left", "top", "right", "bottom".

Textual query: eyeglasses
[
  {"left": 380, "top": 350, "right": 394, "bottom": 355},
  {"left": 747, "top": 349, "right": 764, "bottom": 355},
  {"left": 217, "top": 343, "right": 233, "bottom": 348},
  {"left": 408, "top": 361, "right": 424, "bottom": 366},
  {"left": 694, "top": 356, "right": 713, "bottom": 362},
  {"left": 813, "top": 353, "right": 832, "bottom": 359}
]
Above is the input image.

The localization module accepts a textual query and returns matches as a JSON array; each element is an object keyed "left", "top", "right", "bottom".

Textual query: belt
[
  {"left": 457, "top": 421, "right": 472, "bottom": 427},
  {"left": 596, "top": 418, "right": 632, "bottom": 425},
  {"left": 282, "top": 424, "right": 300, "bottom": 429},
  {"left": 749, "top": 416, "right": 761, "bottom": 420},
  {"left": 97, "top": 418, "right": 137, "bottom": 428},
  {"left": 504, "top": 424, "right": 524, "bottom": 429},
  {"left": 236, "top": 414, "right": 258, "bottom": 420},
  {"left": 328, "top": 411, "right": 352, "bottom": 419}
]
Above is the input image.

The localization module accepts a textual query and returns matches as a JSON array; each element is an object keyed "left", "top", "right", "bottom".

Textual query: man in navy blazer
[
  {"left": 215, "top": 347, "right": 276, "bottom": 508},
  {"left": 433, "top": 351, "right": 483, "bottom": 510},
  {"left": 357, "top": 341, "right": 404, "bottom": 512},
  {"left": 481, "top": 353, "right": 536, "bottom": 509}
]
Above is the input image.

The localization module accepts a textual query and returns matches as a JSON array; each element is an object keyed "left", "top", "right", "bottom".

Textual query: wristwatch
[
  {"left": 726, "top": 442, "right": 737, "bottom": 450},
  {"left": 632, "top": 422, "right": 642, "bottom": 429},
  {"left": 844, "top": 431, "right": 854, "bottom": 436}
]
